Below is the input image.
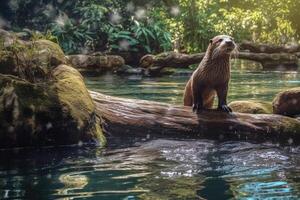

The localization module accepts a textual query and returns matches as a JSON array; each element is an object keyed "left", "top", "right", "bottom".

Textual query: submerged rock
[
  {"left": 273, "top": 87, "right": 300, "bottom": 116},
  {"left": 0, "top": 34, "right": 105, "bottom": 148},
  {"left": 229, "top": 100, "right": 272, "bottom": 114},
  {"left": 115, "top": 65, "right": 144, "bottom": 75}
]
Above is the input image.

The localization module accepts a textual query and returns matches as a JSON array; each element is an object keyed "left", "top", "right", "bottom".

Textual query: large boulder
[
  {"left": 0, "top": 65, "right": 105, "bottom": 148},
  {"left": 273, "top": 88, "right": 300, "bottom": 116},
  {"left": 0, "top": 33, "right": 105, "bottom": 148},
  {"left": 229, "top": 100, "right": 272, "bottom": 114}
]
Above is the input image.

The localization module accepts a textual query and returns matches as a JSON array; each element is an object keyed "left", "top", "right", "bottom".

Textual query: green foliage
[
  {"left": 132, "top": 19, "right": 172, "bottom": 53},
  {"left": 175, "top": 0, "right": 300, "bottom": 52},
  {"left": 31, "top": 31, "right": 58, "bottom": 44},
  {"left": 50, "top": 18, "right": 94, "bottom": 54},
  {"left": 1, "top": 0, "right": 300, "bottom": 54},
  {"left": 107, "top": 18, "right": 172, "bottom": 54},
  {"left": 108, "top": 26, "right": 139, "bottom": 52}
]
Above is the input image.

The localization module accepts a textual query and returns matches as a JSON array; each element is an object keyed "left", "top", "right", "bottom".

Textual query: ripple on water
[{"left": 1, "top": 139, "right": 300, "bottom": 199}]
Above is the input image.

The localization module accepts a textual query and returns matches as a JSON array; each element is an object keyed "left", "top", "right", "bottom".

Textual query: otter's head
[{"left": 209, "top": 35, "right": 236, "bottom": 59}]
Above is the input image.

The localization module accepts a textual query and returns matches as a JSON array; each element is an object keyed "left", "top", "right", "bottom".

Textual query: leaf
[
  {"left": 144, "top": 45, "right": 151, "bottom": 53},
  {"left": 145, "top": 28, "right": 156, "bottom": 40},
  {"left": 141, "top": 29, "right": 150, "bottom": 45},
  {"left": 133, "top": 20, "right": 140, "bottom": 27},
  {"left": 110, "top": 44, "right": 120, "bottom": 49},
  {"left": 130, "top": 48, "right": 139, "bottom": 52}
]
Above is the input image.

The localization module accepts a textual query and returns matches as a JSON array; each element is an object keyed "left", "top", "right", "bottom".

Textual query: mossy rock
[
  {"left": 273, "top": 87, "right": 300, "bottom": 116},
  {"left": 0, "top": 64, "right": 105, "bottom": 148},
  {"left": 0, "top": 31, "right": 105, "bottom": 148},
  {"left": 33, "top": 39, "right": 67, "bottom": 67},
  {"left": 229, "top": 100, "right": 272, "bottom": 114},
  {"left": 0, "top": 37, "right": 67, "bottom": 81},
  {"left": 53, "top": 64, "right": 105, "bottom": 144}
]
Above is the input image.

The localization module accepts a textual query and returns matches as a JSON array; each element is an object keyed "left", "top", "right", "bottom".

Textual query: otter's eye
[{"left": 218, "top": 39, "right": 223, "bottom": 43}]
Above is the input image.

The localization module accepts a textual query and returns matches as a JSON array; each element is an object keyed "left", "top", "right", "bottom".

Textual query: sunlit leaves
[{"left": 175, "top": 0, "right": 299, "bottom": 52}]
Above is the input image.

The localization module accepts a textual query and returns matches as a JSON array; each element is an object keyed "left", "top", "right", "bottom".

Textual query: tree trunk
[{"left": 90, "top": 91, "right": 300, "bottom": 145}]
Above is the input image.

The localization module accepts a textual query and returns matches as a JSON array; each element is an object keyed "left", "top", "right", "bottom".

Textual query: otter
[{"left": 183, "top": 35, "right": 237, "bottom": 113}]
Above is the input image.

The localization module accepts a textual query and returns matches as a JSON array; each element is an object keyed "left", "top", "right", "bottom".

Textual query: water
[
  {"left": 1, "top": 63, "right": 300, "bottom": 199},
  {"left": 85, "top": 66, "right": 300, "bottom": 104},
  {"left": 1, "top": 140, "right": 300, "bottom": 199}
]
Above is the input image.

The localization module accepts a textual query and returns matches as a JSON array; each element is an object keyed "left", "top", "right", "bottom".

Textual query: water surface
[
  {"left": 85, "top": 64, "right": 300, "bottom": 104},
  {"left": 1, "top": 140, "right": 300, "bottom": 199}
]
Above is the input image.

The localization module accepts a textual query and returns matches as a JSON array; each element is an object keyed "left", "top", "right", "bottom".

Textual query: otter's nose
[{"left": 226, "top": 40, "right": 234, "bottom": 46}]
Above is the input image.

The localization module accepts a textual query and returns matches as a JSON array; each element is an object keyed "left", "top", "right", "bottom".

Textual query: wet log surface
[{"left": 90, "top": 91, "right": 300, "bottom": 145}]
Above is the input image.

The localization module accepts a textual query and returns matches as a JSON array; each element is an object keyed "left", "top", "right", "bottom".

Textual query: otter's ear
[{"left": 209, "top": 39, "right": 213, "bottom": 44}]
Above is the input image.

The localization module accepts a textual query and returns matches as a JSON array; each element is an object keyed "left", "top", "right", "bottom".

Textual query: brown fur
[{"left": 183, "top": 35, "right": 236, "bottom": 112}]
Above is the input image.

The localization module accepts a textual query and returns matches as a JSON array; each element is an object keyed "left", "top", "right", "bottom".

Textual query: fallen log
[
  {"left": 140, "top": 52, "right": 205, "bottom": 69},
  {"left": 239, "top": 41, "right": 300, "bottom": 53},
  {"left": 90, "top": 91, "right": 300, "bottom": 145},
  {"left": 67, "top": 54, "right": 125, "bottom": 72},
  {"left": 238, "top": 52, "right": 299, "bottom": 69},
  {"left": 140, "top": 51, "right": 299, "bottom": 73}
]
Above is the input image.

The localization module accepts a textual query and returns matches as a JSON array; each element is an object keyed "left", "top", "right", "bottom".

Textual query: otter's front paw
[
  {"left": 192, "top": 104, "right": 204, "bottom": 113},
  {"left": 218, "top": 105, "right": 232, "bottom": 113},
  {"left": 192, "top": 104, "right": 198, "bottom": 112}
]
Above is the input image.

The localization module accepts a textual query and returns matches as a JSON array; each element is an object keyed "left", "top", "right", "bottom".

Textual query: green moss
[
  {"left": 229, "top": 100, "right": 273, "bottom": 114},
  {"left": 0, "top": 67, "right": 106, "bottom": 148},
  {"left": 34, "top": 39, "right": 67, "bottom": 67},
  {"left": 274, "top": 117, "right": 300, "bottom": 136},
  {"left": 94, "top": 119, "right": 106, "bottom": 146},
  {"left": 53, "top": 65, "right": 94, "bottom": 126},
  {"left": 0, "top": 38, "right": 67, "bottom": 82},
  {"left": 53, "top": 65, "right": 105, "bottom": 145},
  {"left": 0, "top": 74, "right": 60, "bottom": 146}
]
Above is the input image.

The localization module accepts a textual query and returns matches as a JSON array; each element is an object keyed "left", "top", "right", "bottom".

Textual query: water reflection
[
  {"left": 58, "top": 173, "right": 88, "bottom": 197},
  {"left": 1, "top": 140, "right": 300, "bottom": 199}
]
